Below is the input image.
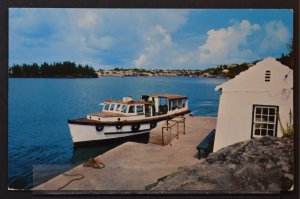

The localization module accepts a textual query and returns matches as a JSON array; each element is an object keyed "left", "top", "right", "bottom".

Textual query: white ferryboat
[{"left": 68, "top": 94, "right": 191, "bottom": 146}]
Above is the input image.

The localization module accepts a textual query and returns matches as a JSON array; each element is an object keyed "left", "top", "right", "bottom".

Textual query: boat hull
[
  {"left": 72, "top": 131, "right": 150, "bottom": 147},
  {"left": 68, "top": 110, "right": 191, "bottom": 145},
  {"left": 68, "top": 122, "right": 160, "bottom": 144}
]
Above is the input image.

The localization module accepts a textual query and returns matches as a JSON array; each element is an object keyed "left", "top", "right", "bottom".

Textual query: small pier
[
  {"left": 149, "top": 116, "right": 186, "bottom": 146},
  {"left": 34, "top": 116, "right": 216, "bottom": 190}
]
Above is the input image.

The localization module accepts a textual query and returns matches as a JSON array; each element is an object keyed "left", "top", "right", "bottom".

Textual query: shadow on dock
[{"left": 72, "top": 132, "right": 150, "bottom": 164}]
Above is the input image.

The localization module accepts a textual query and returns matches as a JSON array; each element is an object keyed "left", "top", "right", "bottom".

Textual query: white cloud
[
  {"left": 133, "top": 25, "right": 198, "bottom": 69},
  {"left": 260, "top": 20, "right": 290, "bottom": 51},
  {"left": 175, "top": 51, "right": 198, "bottom": 66},
  {"left": 198, "top": 20, "right": 260, "bottom": 66},
  {"left": 78, "top": 11, "right": 99, "bottom": 28},
  {"left": 197, "top": 19, "right": 291, "bottom": 67},
  {"left": 133, "top": 25, "right": 174, "bottom": 68},
  {"left": 82, "top": 35, "right": 115, "bottom": 50},
  {"left": 134, "top": 54, "right": 149, "bottom": 67},
  {"left": 9, "top": 9, "right": 292, "bottom": 69},
  {"left": 9, "top": 9, "right": 189, "bottom": 68}
]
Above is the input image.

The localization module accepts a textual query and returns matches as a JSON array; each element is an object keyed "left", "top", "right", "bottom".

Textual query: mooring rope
[
  {"left": 83, "top": 158, "right": 105, "bottom": 169},
  {"left": 57, "top": 173, "right": 85, "bottom": 190},
  {"left": 57, "top": 158, "right": 105, "bottom": 190}
]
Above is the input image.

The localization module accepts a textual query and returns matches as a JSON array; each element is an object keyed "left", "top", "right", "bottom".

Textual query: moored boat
[{"left": 68, "top": 94, "right": 191, "bottom": 146}]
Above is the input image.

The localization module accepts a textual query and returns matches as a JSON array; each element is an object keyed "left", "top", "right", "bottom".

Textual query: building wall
[
  {"left": 213, "top": 57, "right": 293, "bottom": 152},
  {"left": 213, "top": 91, "right": 293, "bottom": 152}
]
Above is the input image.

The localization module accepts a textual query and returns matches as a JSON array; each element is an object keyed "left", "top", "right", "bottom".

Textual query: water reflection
[
  {"left": 72, "top": 143, "right": 120, "bottom": 165},
  {"left": 31, "top": 133, "right": 150, "bottom": 189},
  {"left": 71, "top": 133, "right": 150, "bottom": 165}
]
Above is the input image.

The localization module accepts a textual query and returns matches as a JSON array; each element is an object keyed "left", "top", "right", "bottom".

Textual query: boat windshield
[
  {"left": 116, "top": 104, "right": 122, "bottom": 111},
  {"left": 110, "top": 103, "right": 116, "bottom": 111},
  {"left": 121, "top": 105, "right": 128, "bottom": 113},
  {"left": 104, "top": 103, "right": 110, "bottom": 111}
]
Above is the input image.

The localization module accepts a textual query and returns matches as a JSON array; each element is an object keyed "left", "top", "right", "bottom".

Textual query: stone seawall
[{"left": 147, "top": 136, "right": 294, "bottom": 191}]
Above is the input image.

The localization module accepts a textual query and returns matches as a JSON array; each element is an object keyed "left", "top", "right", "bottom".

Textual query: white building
[
  {"left": 222, "top": 69, "right": 229, "bottom": 73},
  {"left": 213, "top": 57, "right": 293, "bottom": 152}
]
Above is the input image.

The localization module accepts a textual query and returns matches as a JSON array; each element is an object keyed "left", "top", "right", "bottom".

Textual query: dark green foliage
[
  {"left": 227, "top": 63, "right": 249, "bottom": 78},
  {"left": 9, "top": 61, "right": 98, "bottom": 78},
  {"left": 277, "top": 39, "right": 293, "bottom": 69},
  {"left": 202, "top": 62, "right": 250, "bottom": 78},
  {"left": 277, "top": 53, "right": 293, "bottom": 69}
]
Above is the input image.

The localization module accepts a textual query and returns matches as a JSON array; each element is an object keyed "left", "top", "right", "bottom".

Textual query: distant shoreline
[
  {"left": 98, "top": 75, "right": 230, "bottom": 79},
  {"left": 8, "top": 75, "right": 229, "bottom": 79},
  {"left": 8, "top": 76, "right": 98, "bottom": 78}
]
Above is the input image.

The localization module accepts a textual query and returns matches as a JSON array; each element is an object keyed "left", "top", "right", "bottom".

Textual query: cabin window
[
  {"left": 119, "top": 104, "right": 126, "bottom": 112},
  {"left": 104, "top": 104, "right": 110, "bottom": 111},
  {"left": 137, "top": 105, "right": 144, "bottom": 114},
  {"left": 169, "top": 100, "right": 174, "bottom": 111},
  {"left": 121, "top": 105, "right": 128, "bottom": 113},
  {"left": 158, "top": 98, "right": 168, "bottom": 115},
  {"left": 252, "top": 105, "right": 278, "bottom": 138},
  {"left": 169, "top": 99, "right": 182, "bottom": 110},
  {"left": 265, "top": 70, "right": 271, "bottom": 82},
  {"left": 177, "top": 99, "right": 182, "bottom": 108},
  {"left": 145, "top": 104, "right": 151, "bottom": 117},
  {"left": 110, "top": 103, "right": 116, "bottom": 111},
  {"left": 116, "top": 104, "right": 122, "bottom": 111},
  {"left": 128, "top": 105, "right": 136, "bottom": 113},
  {"left": 181, "top": 99, "right": 186, "bottom": 108}
]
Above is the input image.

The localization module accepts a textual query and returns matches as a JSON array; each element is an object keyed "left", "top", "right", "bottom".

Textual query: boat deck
[
  {"left": 89, "top": 112, "right": 125, "bottom": 117},
  {"left": 68, "top": 110, "right": 191, "bottom": 125}
]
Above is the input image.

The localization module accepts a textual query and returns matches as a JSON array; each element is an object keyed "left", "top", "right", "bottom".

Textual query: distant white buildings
[
  {"left": 214, "top": 57, "right": 293, "bottom": 152},
  {"left": 222, "top": 69, "right": 229, "bottom": 74},
  {"left": 97, "top": 70, "right": 135, "bottom": 77}
]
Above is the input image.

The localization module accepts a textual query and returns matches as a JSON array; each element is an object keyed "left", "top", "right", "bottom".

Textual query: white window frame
[{"left": 251, "top": 105, "right": 278, "bottom": 138}]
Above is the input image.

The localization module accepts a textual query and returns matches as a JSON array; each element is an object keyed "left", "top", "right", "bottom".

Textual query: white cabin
[
  {"left": 213, "top": 57, "right": 293, "bottom": 152},
  {"left": 87, "top": 94, "right": 189, "bottom": 122}
]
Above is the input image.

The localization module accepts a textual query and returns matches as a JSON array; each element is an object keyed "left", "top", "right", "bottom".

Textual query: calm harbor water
[{"left": 8, "top": 76, "right": 227, "bottom": 190}]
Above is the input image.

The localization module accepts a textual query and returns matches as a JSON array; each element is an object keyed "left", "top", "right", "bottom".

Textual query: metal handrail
[{"left": 161, "top": 117, "right": 186, "bottom": 146}]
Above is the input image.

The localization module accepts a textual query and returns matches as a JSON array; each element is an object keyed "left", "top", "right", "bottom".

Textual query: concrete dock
[{"left": 34, "top": 116, "right": 216, "bottom": 190}]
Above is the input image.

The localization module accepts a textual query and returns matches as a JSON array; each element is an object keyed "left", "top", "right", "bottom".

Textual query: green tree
[
  {"left": 277, "top": 39, "right": 293, "bottom": 68},
  {"left": 8, "top": 61, "right": 98, "bottom": 78}
]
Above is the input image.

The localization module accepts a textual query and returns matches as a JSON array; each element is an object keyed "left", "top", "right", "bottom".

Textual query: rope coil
[{"left": 83, "top": 158, "right": 105, "bottom": 169}]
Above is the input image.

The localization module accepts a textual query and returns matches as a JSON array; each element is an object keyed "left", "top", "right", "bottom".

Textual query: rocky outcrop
[{"left": 146, "top": 136, "right": 293, "bottom": 191}]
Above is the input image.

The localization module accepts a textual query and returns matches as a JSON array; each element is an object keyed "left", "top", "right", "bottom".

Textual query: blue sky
[{"left": 9, "top": 9, "right": 293, "bottom": 69}]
